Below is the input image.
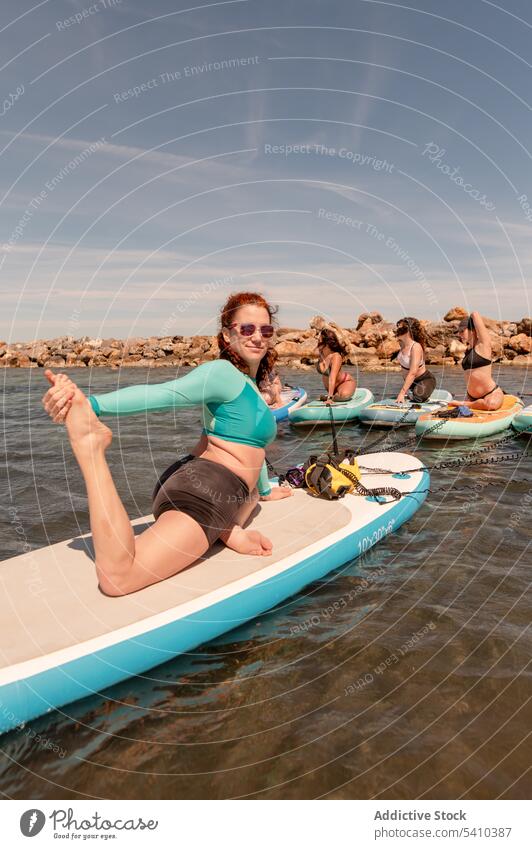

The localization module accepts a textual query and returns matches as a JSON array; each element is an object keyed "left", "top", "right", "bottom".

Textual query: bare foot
[
  {"left": 65, "top": 388, "right": 113, "bottom": 458},
  {"left": 221, "top": 526, "right": 272, "bottom": 556}
]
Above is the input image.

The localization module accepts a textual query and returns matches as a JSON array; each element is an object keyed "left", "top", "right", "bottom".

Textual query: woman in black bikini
[
  {"left": 450, "top": 311, "right": 504, "bottom": 411},
  {"left": 316, "top": 328, "right": 356, "bottom": 403}
]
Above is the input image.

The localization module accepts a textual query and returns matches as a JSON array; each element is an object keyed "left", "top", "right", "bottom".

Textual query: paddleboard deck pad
[
  {"left": 288, "top": 388, "right": 374, "bottom": 426},
  {"left": 415, "top": 394, "right": 524, "bottom": 440},
  {"left": 0, "top": 451, "right": 428, "bottom": 735},
  {"left": 359, "top": 389, "right": 453, "bottom": 427},
  {"left": 272, "top": 386, "right": 307, "bottom": 422}
]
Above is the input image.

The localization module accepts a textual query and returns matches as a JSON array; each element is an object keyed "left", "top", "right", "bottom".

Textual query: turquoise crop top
[{"left": 88, "top": 359, "right": 277, "bottom": 496}]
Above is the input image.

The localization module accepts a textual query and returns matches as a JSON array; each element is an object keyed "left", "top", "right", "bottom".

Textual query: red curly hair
[{"left": 217, "top": 292, "right": 278, "bottom": 384}]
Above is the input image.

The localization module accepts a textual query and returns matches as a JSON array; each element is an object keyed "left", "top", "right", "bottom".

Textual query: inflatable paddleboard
[
  {"left": 288, "top": 388, "right": 374, "bottom": 426},
  {"left": 0, "top": 452, "right": 428, "bottom": 735},
  {"left": 512, "top": 403, "right": 532, "bottom": 435},
  {"left": 272, "top": 386, "right": 307, "bottom": 422},
  {"left": 415, "top": 394, "right": 524, "bottom": 440},
  {"left": 359, "top": 389, "right": 453, "bottom": 428}
]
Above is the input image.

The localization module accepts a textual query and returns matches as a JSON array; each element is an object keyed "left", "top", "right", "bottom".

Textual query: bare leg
[
  {"left": 333, "top": 378, "right": 356, "bottom": 401},
  {"left": 449, "top": 388, "right": 504, "bottom": 411},
  {"left": 64, "top": 389, "right": 210, "bottom": 595},
  {"left": 219, "top": 488, "right": 272, "bottom": 556}
]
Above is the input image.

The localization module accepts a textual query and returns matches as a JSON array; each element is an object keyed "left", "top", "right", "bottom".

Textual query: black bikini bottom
[
  {"left": 408, "top": 370, "right": 436, "bottom": 403},
  {"left": 466, "top": 384, "right": 500, "bottom": 402},
  {"left": 152, "top": 455, "right": 250, "bottom": 546}
]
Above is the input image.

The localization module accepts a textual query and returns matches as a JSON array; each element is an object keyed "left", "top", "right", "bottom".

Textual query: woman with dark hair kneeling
[
  {"left": 41, "top": 292, "right": 292, "bottom": 597},
  {"left": 450, "top": 311, "right": 504, "bottom": 411},
  {"left": 316, "top": 328, "right": 356, "bottom": 404},
  {"left": 395, "top": 317, "right": 436, "bottom": 403}
]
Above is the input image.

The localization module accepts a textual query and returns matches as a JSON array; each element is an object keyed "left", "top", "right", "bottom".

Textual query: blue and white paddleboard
[
  {"left": 359, "top": 389, "right": 453, "bottom": 428},
  {"left": 0, "top": 451, "right": 428, "bottom": 735},
  {"left": 272, "top": 386, "right": 307, "bottom": 422},
  {"left": 289, "top": 388, "right": 374, "bottom": 426}
]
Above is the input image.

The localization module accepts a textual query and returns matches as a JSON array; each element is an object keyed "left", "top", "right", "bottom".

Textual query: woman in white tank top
[{"left": 395, "top": 317, "right": 436, "bottom": 403}]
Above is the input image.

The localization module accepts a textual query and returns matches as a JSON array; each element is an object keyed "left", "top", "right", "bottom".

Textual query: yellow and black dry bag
[{"left": 304, "top": 453, "right": 362, "bottom": 500}]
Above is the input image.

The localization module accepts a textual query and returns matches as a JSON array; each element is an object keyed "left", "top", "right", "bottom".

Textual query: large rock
[
  {"left": 344, "top": 329, "right": 363, "bottom": 346},
  {"left": 359, "top": 321, "right": 394, "bottom": 348},
  {"left": 78, "top": 348, "right": 95, "bottom": 364},
  {"left": 309, "top": 315, "right": 328, "bottom": 332},
  {"left": 425, "top": 345, "right": 446, "bottom": 365},
  {"left": 65, "top": 354, "right": 87, "bottom": 367},
  {"left": 275, "top": 340, "right": 304, "bottom": 358},
  {"left": 444, "top": 306, "right": 468, "bottom": 321},
  {"left": 449, "top": 339, "right": 467, "bottom": 358},
  {"left": 376, "top": 338, "right": 400, "bottom": 359},
  {"left": 510, "top": 354, "right": 532, "bottom": 367},
  {"left": 481, "top": 316, "right": 502, "bottom": 333},
  {"left": 508, "top": 333, "right": 532, "bottom": 354},
  {"left": 5, "top": 352, "right": 31, "bottom": 367},
  {"left": 517, "top": 318, "right": 532, "bottom": 336},
  {"left": 43, "top": 356, "right": 66, "bottom": 367},
  {"left": 277, "top": 327, "right": 302, "bottom": 336},
  {"left": 28, "top": 343, "right": 50, "bottom": 365},
  {"left": 423, "top": 321, "right": 454, "bottom": 349},
  {"left": 486, "top": 329, "right": 504, "bottom": 358},
  {"left": 356, "top": 311, "right": 383, "bottom": 330}
]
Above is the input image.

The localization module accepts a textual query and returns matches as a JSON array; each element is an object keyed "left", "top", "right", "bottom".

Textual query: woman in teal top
[{"left": 41, "top": 292, "right": 292, "bottom": 596}]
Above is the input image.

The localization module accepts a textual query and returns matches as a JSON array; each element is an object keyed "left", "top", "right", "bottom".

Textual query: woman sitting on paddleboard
[
  {"left": 394, "top": 317, "right": 436, "bottom": 403},
  {"left": 41, "top": 292, "right": 292, "bottom": 597},
  {"left": 316, "top": 328, "right": 356, "bottom": 404},
  {"left": 450, "top": 311, "right": 504, "bottom": 411},
  {"left": 259, "top": 368, "right": 284, "bottom": 408}
]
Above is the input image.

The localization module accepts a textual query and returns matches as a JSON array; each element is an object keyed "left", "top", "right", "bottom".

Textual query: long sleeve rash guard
[{"left": 88, "top": 359, "right": 277, "bottom": 496}]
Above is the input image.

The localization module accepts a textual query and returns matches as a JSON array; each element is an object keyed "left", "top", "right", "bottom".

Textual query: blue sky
[{"left": 1, "top": 0, "right": 531, "bottom": 340}]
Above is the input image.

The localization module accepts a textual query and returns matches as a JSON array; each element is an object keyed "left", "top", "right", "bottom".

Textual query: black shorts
[
  {"left": 408, "top": 370, "right": 436, "bottom": 403},
  {"left": 152, "top": 455, "right": 250, "bottom": 546}
]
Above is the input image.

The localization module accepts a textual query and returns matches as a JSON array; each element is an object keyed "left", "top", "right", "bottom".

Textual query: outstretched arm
[{"left": 88, "top": 360, "right": 238, "bottom": 416}]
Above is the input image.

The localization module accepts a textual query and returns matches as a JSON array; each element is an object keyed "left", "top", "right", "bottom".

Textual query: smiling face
[{"left": 221, "top": 303, "right": 273, "bottom": 376}]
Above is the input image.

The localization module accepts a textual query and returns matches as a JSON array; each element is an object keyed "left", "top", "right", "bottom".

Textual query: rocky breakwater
[{"left": 1, "top": 307, "right": 531, "bottom": 369}]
